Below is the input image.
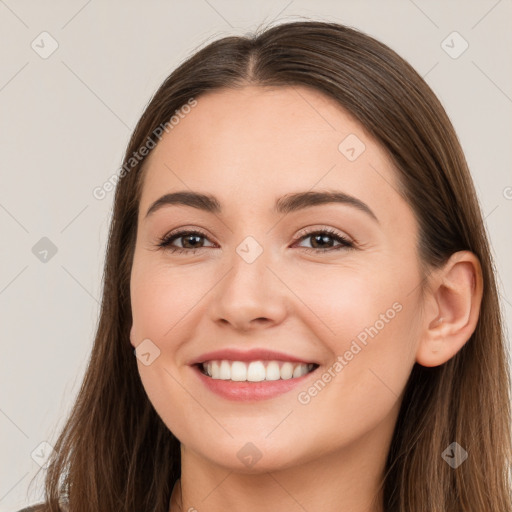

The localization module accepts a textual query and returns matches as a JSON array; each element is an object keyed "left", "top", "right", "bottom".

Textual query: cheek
[
  {"left": 130, "top": 259, "right": 213, "bottom": 343},
  {"left": 290, "top": 263, "right": 419, "bottom": 412},
  {"left": 289, "top": 262, "right": 407, "bottom": 351},
  {"left": 291, "top": 293, "right": 417, "bottom": 452},
  {"left": 129, "top": 259, "right": 212, "bottom": 441}
]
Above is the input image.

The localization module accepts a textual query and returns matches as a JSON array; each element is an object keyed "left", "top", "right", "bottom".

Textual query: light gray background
[{"left": 1, "top": 0, "right": 511, "bottom": 509}]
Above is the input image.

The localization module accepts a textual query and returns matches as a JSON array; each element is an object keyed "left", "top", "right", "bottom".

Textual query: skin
[{"left": 129, "top": 85, "right": 483, "bottom": 512}]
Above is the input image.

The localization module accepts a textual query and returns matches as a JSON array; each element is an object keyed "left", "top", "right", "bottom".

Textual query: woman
[{"left": 21, "top": 20, "right": 512, "bottom": 511}]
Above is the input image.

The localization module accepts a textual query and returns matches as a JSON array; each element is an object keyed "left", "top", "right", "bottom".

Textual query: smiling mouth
[{"left": 195, "top": 360, "right": 319, "bottom": 382}]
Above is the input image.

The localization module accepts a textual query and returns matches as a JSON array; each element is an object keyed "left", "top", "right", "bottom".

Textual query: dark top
[
  {"left": 14, "top": 504, "right": 66, "bottom": 512},
  {"left": 15, "top": 498, "right": 68, "bottom": 511}
]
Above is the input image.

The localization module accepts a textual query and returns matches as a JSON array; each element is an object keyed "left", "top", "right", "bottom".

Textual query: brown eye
[
  {"left": 157, "top": 230, "right": 214, "bottom": 254},
  {"left": 295, "top": 228, "right": 354, "bottom": 253},
  {"left": 156, "top": 227, "right": 355, "bottom": 255}
]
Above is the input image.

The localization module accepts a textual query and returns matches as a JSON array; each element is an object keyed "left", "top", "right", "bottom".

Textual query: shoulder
[
  {"left": 14, "top": 498, "right": 68, "bottom": 512},
  {"left": 13, "top": 505, "right": 46, "bottom": 512}
]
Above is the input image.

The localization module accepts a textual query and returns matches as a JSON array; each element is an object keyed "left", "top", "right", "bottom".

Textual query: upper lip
[{"left": 189, "top": 348, "right": 317, "bottom": 366}]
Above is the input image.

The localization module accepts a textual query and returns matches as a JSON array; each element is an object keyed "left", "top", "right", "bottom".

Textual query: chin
[{"left": 187, "top": 436, "right": 311, "bottom": 474}]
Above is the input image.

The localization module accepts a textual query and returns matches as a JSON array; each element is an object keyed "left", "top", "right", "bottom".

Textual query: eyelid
[
  {"left": 158, "top": 227, "right": 216, "bottom": 248},
  {"left": 159, "top": 226, "right": 352, "bottom": 244},
  {"left": 156, "top": 224, "right": 358, "bottom": 253},
  {"left": 293, "top": 225, "right": 354, "bottom": 245}
]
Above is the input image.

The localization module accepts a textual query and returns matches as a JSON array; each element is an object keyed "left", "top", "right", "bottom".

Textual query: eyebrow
[{"left": 145, "top": 190, "right": 379, "bottom": 223}]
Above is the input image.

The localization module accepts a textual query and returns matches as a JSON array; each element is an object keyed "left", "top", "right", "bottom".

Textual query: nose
[{"left": 209, "top": 244, "right": 289, "bottom": 332}]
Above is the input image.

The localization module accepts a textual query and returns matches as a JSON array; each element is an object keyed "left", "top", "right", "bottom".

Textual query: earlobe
[
  {"left": 130, "top": 325, "right": 136, "bottom": 347},
  {"left": 416, "top": 251, "right": 483, "bottom": 368}
]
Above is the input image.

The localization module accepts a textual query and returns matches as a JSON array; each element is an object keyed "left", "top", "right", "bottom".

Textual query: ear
[
  {"left": 416, "top": 251, "right": 483, "bottom": 367},
  {"left": 129, "top": 325, "right": 136, "bottom": 348}
]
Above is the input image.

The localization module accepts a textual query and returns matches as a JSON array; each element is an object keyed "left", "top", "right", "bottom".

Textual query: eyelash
[{"left": 156, "top": 227, "right": 355, "bottom": 255}]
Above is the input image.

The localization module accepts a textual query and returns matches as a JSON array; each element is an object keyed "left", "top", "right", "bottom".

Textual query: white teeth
[
  {"left": 247, "top": 361, "right": 266, "bottom": 382},
  {"left": 211, "top": 361, "right": 219, "bottom": 378},
  {"left": 293, "top": 364, "right": 309, "bottom": 378},
  {"left": 230, "top": 361, "right": 247, "bottom": 381},
  {"left": 201, "top": 360, "right": 316, "bottom": 381},
  {"left": 265, "top": 361, "right": 281, "bottom": 381},
  {"left": 280, "top": 362, "right": 294, "bottom": 380},
  {"left": 219, "top": 360, "right": 231, "bottom": 380}
]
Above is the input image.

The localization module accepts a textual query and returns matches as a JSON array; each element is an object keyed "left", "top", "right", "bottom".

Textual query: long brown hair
[{"left": 29, "top": 19, "right": 512, "bottom": 511}]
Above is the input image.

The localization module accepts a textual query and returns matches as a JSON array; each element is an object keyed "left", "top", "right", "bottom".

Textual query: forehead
[{"left": 138, "top": 85, "right": 408, "bottom": 226}]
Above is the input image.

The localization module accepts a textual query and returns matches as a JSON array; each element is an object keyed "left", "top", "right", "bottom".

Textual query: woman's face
[{"left": 130, "top": 85, "right": 425, "bottom": 472}]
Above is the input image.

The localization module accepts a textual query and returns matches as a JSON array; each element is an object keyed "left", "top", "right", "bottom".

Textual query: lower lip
[{"left": 191, "top": 364, "right": 317, "bottom": 401}]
